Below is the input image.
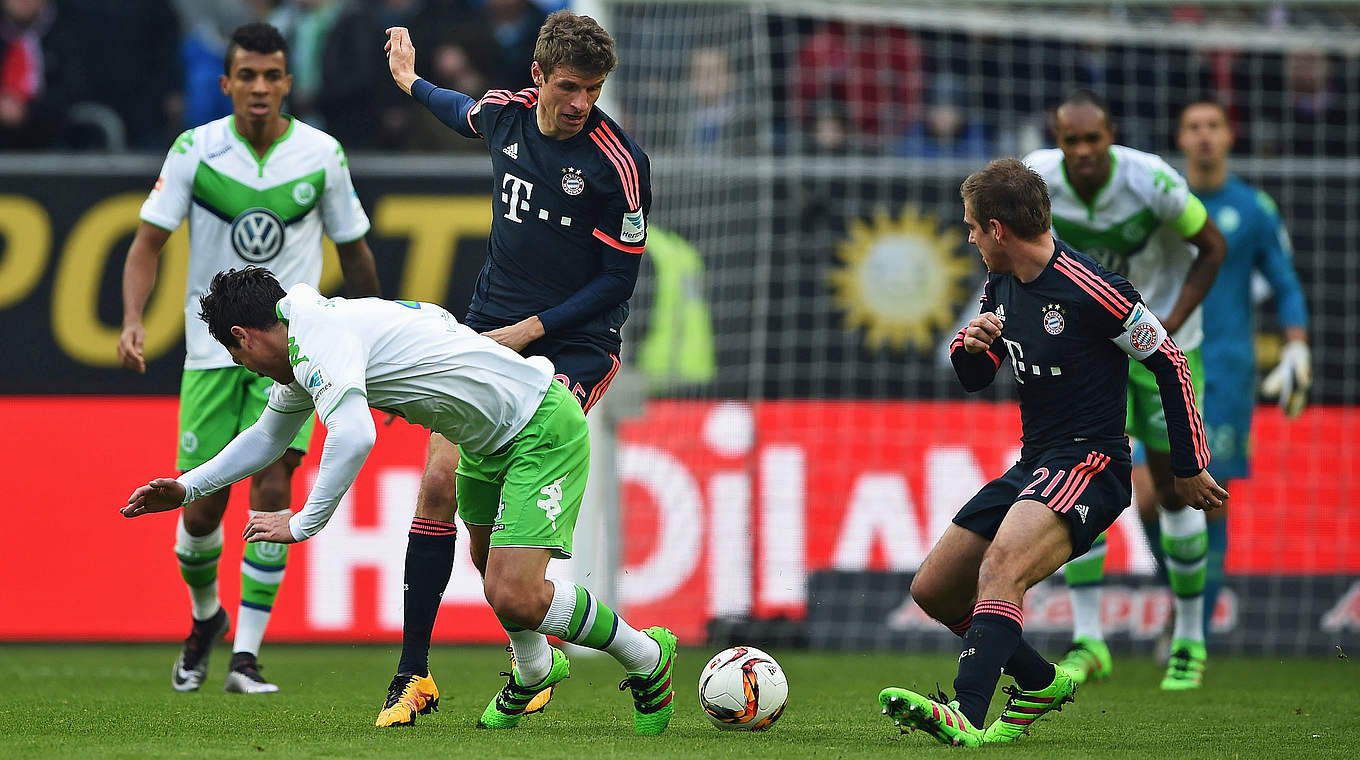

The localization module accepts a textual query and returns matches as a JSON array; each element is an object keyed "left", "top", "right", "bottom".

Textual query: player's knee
[
  {"left": 976, "top": 544, "right": 1024, "bottom": 597},
  {"left": 470, "top": 546, "right": 489, "bottom": 577},
  {"left": 910, "top": 572, "right": 948, "bottom": 617},
  {"left": 482, "top": 577, "right": 545, "bottom": 629}
]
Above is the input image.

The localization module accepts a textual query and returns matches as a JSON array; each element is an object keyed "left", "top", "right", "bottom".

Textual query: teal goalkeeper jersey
[{"left": 1196, "top": 175, "right": 1308, "bottom": 387}]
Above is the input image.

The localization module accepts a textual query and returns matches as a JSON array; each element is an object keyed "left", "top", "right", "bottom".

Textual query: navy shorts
[
  {"left": 953, "top": 443, "right": 1133, "bottom": 560},
  {"left": 529, "top": 338, "right": 620, "bottom": 414}
]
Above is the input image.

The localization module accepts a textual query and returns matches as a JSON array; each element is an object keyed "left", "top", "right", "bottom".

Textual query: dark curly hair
[{"left": 199, "top": 267, "right": 286, "bottom": 349}]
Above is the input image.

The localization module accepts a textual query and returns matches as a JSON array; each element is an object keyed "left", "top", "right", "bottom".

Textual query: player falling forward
[
  {"left": 376, "top": 12, "right": 651, "bottom": 728},
  {"left": 1177, "top": 100, "right": 1311, "bottom": 636},
  {"left": 117, "top": 22, "right": 380, "bottom": 695},
  {"left": 1025, "top": 90, "right": 1226, "bottom": 690},
  {"left": 121, "top": 268, "right": 677, "bottom": 736},
  {"left": 879, "top": 159, "right": 1224, "bottom": 747}
]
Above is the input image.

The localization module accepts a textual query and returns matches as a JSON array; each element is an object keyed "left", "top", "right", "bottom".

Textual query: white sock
[
  {"left": 233, "top": 607, "right": 269, "bottom": 656},
  {"left": 507, "top": 628, "right": 555, "bottom": 685},
  {"left": 1071, "top": 586, "right": 1104, "bottom": 642},
  {"left": 1161, "top": 507, "right": 1207, "bottom": 643},
  {"left": 175, "top": 516, "right": 222, "bottom": 621}
]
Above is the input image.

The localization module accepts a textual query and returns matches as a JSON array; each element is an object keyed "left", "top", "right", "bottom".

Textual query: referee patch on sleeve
[{"left": 620, "top": 209, "right": 646, "bottom": 244}]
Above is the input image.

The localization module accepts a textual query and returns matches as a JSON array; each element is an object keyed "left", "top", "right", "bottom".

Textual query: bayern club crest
[
  {"left": 1042, "top": 303, "right": 1066, "bottom": 335},
  {"left": 561, "top": 166, "right": 585, "bottom": 196}
]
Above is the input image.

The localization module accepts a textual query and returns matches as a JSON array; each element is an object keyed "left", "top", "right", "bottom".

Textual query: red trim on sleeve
[
  {"left": 589, "top": 124, "right": 641, "bottom": 210},
  {"left": 592, "top": 228, "right": 645, "bottom": 254},
  {"left": 1158, "top": 339, "right": 1212, "bottom": 469},
  {"left": 1053, "top": 254, "right": 1133, "bottom": 319}
]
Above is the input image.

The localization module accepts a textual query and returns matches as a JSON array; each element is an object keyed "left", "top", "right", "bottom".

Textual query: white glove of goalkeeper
[{"left": 1260, "top": 340, "right": 1312, "bottom": 418}]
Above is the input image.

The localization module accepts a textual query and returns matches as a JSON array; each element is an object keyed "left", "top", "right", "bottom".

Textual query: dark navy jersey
[
  {"left": 453, "top": 87, "right": 652, "bottom": 351},
  {"left": 951, "top": 240, "right": 1210, "bottom": 477}
]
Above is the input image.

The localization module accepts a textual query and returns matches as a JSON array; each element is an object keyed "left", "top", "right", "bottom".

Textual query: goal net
[{"left": 581, "top": 0, "right": 1360, "bottom": 655}]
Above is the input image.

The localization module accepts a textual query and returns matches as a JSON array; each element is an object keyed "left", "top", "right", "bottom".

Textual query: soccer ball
[{"left": 697, "top": 646, "right": 789, "bottom": 731}]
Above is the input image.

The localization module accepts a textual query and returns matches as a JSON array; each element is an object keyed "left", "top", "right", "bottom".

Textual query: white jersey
[
  {"left": 1024, "top": 145, "right": 1205, "bottom": 350},
  {"left": 140, "top": 116, "right": 371, "bottom": 370},
  {"left": 269, "top": 284, "right": 554, "bottom": 455}
]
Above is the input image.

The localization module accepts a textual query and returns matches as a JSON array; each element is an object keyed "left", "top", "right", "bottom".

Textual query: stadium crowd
[{"left": 2, "top": 0, "right": 1355, "bottom": 157}]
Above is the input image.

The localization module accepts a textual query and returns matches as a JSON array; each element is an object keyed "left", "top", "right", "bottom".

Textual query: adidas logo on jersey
[
  {"left": 994, "top": 303, "right": 1006, "bottom": 322},
  {"left": 502, "top": 142, "right": 519, "bottom": 159},
  {"left": 1074, "top": 504, "right": 1090, "bottom": 523}
]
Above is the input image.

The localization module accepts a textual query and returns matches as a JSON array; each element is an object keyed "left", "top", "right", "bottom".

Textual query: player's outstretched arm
[
  {"left": 274, "top": 391, "right": 377, "bottom": 543},
  {"left": 118, "top": 222, "right": 173, "bottom": 373},
  {"left": 384, "top": 27, "right": 420, "bottom": 95},
  {"left": 950, "top": 312, "right": 1004, "bottom": 392},
  {"left": 122, "top": 478, "right": 188, "bottom": 518}
]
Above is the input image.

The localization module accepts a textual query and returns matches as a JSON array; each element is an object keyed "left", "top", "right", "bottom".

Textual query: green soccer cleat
[
  {"left": 1058, "top": 636, "right": 1113, "bottom": 685},
  {"left": 477, "top": 647, "right": 570, "bottom": 729},
  {"left": 619, "top": 627, "right": 677, "bottom": 735},
  {"left": 982, "top": 665, "right": 1077, "bottom": 743},
  {"left": 1160, "top": 639, "right": 1207, "bottom": 690},
  {"left": 878, "top": 687, "right": 982, "bottom": 748}
]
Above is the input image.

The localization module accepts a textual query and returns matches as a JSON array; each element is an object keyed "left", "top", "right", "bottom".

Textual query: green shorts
[
  {"left": 455, "top": 382, "right": 590, "bottom": 559},
  {"left": 177, "top": 366, "right": 315, "bottom": 470},
  {"left": 1126, "top": 346, "right": 1204, "bottom": 454}
]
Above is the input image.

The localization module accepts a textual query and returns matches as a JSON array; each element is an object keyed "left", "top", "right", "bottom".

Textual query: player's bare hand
[
  {"left": 384, "top": 27, "right": 419, "bottom": 94},
  {"left": 117, "top": 323, "right": 147, "bottom": 373},
  {"left": 122, "top": 478, "right": 186, "bottom": 518},
  {"left": 1174, "top": 470, "right": 1229, "bottom": 511},
  {"left": 243, "top": 511, "right": 297, "bottom": 544},
  {"left": 963, "top": 312, "right": 1003, "bottom": 353},
  {"left": 482, "top": 316, "right": 545, "bottom": 354}
]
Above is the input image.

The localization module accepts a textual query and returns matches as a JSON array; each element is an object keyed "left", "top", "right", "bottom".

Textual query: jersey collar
[
  {"left": 1060, "top": 147, "right": 1118, "bottom": 222},
  {"left": 230, "top": 114, "right": 296, "bottom": 178}
]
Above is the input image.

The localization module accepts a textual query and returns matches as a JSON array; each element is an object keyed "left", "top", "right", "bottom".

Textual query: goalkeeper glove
[{"left": 1261, "top": 340, "right": 1312, "bottom": 418}]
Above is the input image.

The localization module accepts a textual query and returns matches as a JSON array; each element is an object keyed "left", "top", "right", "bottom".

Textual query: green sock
[
  {"left": 175, "top": 517, "right": 222, "bottom": 620},
  {"left": 1160, "top": 508, "right": 1207, "bottom": 643},
  {"left": 236, "top": 533, "right": 288, "bottom": 655},
  {"left": 1065, "top": 532, "right": 1107, "bottom": 641},
  {"left": 540, "top": 579, "right": 659, "bottom": 675}
]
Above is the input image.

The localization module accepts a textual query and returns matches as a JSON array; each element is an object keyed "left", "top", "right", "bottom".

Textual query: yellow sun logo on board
[{"left": 829, "top": 206, "right": 972, "bottom": 352}]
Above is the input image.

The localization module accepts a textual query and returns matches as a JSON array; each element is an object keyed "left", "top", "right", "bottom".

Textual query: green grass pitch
[{"left": 2, "top": 644, "right": 1355, "bottom": 759}]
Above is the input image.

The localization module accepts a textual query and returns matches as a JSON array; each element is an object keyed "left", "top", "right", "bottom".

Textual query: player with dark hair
[
  {"left": 122, "top": 267, "right": 675, "bottom": 736},
  {"left": 117, "top": 21, "right": 379, "bottom": 695},
  {"left": 378, "top": 10, "right": 657, "bottom": 729},
  {"left": 1025, "top": 89, "right": 1227, "bottom": 690},
  {"left": 1177, "top": 100, "right": 1311, "bottom": 639},
  {"left": 878, "top": 158, "right": 1225, "bottom": 747}
]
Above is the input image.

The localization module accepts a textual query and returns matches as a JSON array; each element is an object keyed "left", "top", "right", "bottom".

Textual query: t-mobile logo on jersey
[{"left": 500, "top": 172, "right": 534, "bottom": 223}]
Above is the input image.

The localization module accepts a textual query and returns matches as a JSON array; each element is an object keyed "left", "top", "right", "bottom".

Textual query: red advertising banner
[{"left": 2, "top": 397, "right": 1355, "bottom": 643}]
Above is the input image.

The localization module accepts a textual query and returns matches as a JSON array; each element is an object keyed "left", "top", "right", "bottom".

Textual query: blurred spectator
[
  {"left": 895, "top": 73, "right": 990, "bottom": 159},
  {"left": 0, "top": 0, "right": 83, "bottom": 149},
  {"left": 1283, "top": 50, "right": 1348, "bottom": 156},
  {"left": 62, "top": 0, "right": 181, "bottom": 150},
  {"left": 792, "top": 22, "right": 923, "bottom": 153},
  {"left": 171, "top": 0, "right": 256, "bottom": 128},
  {"left": 270, "top": 0, "right": 382, "bottom": 148},
  {"left": 481, "top": 0, "right": 546, "bottom": 89},
  {"left": 684, "top": 46, "right": 756, "bottom": 153}
]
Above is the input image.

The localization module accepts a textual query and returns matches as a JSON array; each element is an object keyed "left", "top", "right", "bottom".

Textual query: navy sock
[
  {"left": 397, "top": 518, "right": 457, "bottom": 675},
  {"left": 953, "top": 600, "right": 1024, "bottom": 728},
  {"left": 1203, "top": 517, "right": 1228, "bottom": 643},
  {"left": 943, "top": 611, "right": 1053, "bottom": 691}
]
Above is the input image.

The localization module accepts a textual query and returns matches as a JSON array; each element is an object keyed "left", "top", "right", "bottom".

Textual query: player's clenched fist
[
  {"left": 963, "top": 312, "right": 1004, "bottom": 353},
  {"left": 385, "top": 26, "right": 419, "bottom": 94}
]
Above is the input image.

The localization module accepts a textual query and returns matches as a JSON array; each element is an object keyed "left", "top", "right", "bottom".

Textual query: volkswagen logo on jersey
[
  {"left": 561, "top": 166, "right": 585, "bottom": 196},
  {"left": 231, "top": 207, "right": 285, "bottom": 263}
]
